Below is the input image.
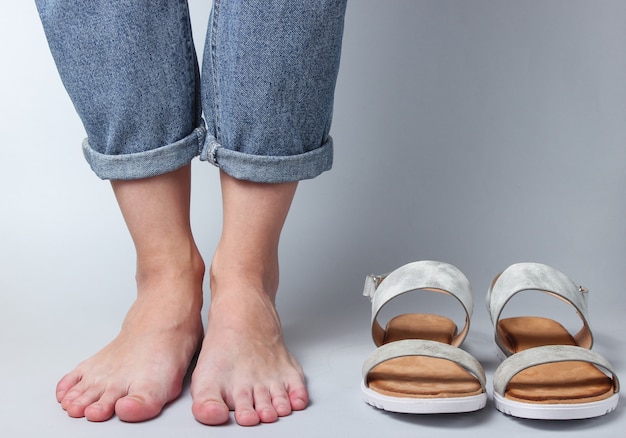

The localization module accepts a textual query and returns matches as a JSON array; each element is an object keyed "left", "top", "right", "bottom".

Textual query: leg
[
  {"left": 36, "top": 0, "right": 203, "bottom": 179},
  {"left": 198, "top": 0, "right": 347, "bottom": 183},
  {"left": 191, "top": 172, "right": 303, "bottom": 426},
  {"left": 36, "top": 0, "right": 206, "bottom": 421},
  {"left": 190, "top": 0, "right": 346, "bottom": 426},
  {"left": 56, "top": 165, "right": 205, "bottom": 422}
]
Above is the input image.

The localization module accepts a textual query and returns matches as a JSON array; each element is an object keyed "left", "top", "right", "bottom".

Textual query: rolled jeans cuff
[
  {"left": 82, "top": 126, "right": 205, "bottom": 180},
  {"left": 200, "top": 135, "right": 333, "bottom": 183}
]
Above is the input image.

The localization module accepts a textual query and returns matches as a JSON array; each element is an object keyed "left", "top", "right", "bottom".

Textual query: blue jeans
[{"left": 36, "top": 0, "right": 347, "bottom": 182}]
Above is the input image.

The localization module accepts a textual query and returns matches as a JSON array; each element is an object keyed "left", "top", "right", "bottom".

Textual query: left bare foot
[{"left": 190, "top": 262, "right": 308, "bottom": 426}]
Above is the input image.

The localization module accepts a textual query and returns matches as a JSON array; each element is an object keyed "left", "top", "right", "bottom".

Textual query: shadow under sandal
[
  {"left": 488, "top": 262, "right": 620, "bottom": 420},
  {"left": 361, "top": 260, "right": 487, "bottom": 414}
]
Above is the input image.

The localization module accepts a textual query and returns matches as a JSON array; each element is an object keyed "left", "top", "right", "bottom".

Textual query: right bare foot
[{"left": 56, "top": 255, "right": 205, "bottom": 422}]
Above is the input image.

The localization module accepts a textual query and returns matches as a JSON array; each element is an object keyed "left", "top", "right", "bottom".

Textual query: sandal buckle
[{"left": 363, "top": 274, "right": 387, "bottom": 300}]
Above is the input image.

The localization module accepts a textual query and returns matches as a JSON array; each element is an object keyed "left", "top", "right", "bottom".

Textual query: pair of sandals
[{"left": 361, "top": 261, "right": 620, "bottom": 419}]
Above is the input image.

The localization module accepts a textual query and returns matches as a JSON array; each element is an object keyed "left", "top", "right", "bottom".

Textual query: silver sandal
[
  {"left": 487, "top": 262, "right": 620, "bottom": 419},
  {"left": 361, "top": 260, "right": 487, "bottom": 414}
]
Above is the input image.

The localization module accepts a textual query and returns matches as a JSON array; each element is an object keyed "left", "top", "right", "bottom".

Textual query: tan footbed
[
  {"left": 367, "top": 314, "right": 484, "bottom": 398},
  {"left": 498, "top": 316, "right": 614, "bottom": 404}
]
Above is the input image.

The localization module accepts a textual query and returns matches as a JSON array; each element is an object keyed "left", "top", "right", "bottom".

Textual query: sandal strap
[
  {"left": 363, "top": 260, "right": 473, "bottom": 347},
  {"left": 493, "top": 345, "right": 620, "bottom": 396},
  {"left": 487, "top": 262, "right": 593, "bottom": 353},
  {"left": 362, "top": 339, "right": 487, "bottom": 391}
]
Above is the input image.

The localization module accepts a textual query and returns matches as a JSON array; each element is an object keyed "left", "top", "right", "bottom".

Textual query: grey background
[{"left": 1, "top": 1, "right": 625, "bottom": 436}]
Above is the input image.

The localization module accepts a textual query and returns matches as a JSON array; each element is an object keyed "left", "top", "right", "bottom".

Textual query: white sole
[
  {"left": 494, "top": 392, "right": 619, "bottom": 420},
  {"left": 361, "top": 381, "right": 487, "bottom": 414}
]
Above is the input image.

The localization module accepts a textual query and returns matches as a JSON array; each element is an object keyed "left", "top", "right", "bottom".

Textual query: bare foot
[
  {"left": 190, "top": 263, "right": 308, "bottom": 426},
  {"left": 56, "top": 257, "right": 205, "bottom": 422}
]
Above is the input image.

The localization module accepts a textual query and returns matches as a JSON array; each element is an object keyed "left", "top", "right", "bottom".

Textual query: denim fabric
[{"left": 35, "top": 0, "right": 346, "bottom": 182}]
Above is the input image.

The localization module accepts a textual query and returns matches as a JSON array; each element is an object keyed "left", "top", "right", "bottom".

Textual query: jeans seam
[
  {"left": 178, "top": 0, "right": 201, "bottom": 124},
  {"left": 209, "top": 0, "right": 223, "bottom": 146}
]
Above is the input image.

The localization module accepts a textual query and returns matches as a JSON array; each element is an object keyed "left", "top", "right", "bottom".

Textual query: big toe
[{"left": 192, "top": 399, "right": 231, "bottom": 425}]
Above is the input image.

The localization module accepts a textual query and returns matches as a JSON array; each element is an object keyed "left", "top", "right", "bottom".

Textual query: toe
[
  {"left": 83, "top": 385, "right": 127, "bottom": 422},
  {"left": 115, "top": 394, "right": 164, "bottom": 423},
  {"left": 288, "top": 386, "right": 309, "bottom": 411},
  {"left": 63, "top": 398, "right": 86, "bottom": 418},
  {"left": 56, "top": 373, "right": 80, "bottom": 402},
  {"left": 252, "top": 387, "right": 278, "bottom": 424},
  {"left": 59, "top": 388, "right": 82, "bottom": 410},
  {"left": 234, "top": 407, "right": 260, "bottom": 427},
  {"left": 192, "top": 399, "right": 231, "bottom": 425},
  {"left": 84, "top": 400, "right": 116, "bottom": 422},
  {"left": 232, "top": 389, "right": 261, "bottom": 427},
  {"left": 192, "top": 390, "right": 231, "bottom": 426},
  {"left": 63, "top": 387, "right": 104, "bottom": 418},
  {"left": 270, "top": 388, "right": 292, "bottom": 417}
]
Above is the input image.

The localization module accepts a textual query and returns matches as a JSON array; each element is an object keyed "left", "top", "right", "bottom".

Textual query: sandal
[
  {"left": 487, "top": 262, "right": 620, "bottom": 419},
  {"left": 361, "top": 260, "right": 487, "bottom": 413}
]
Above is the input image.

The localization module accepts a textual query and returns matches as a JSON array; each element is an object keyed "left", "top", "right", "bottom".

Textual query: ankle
[
  {"left": 209, "top": 246, "right": 279, "bottom": 302},
  {"left": 128, "top": 242, "right": 206, "bottom": 320},
  {"left": 136, "top": 239, "right": 205, "bottom": 282}
]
